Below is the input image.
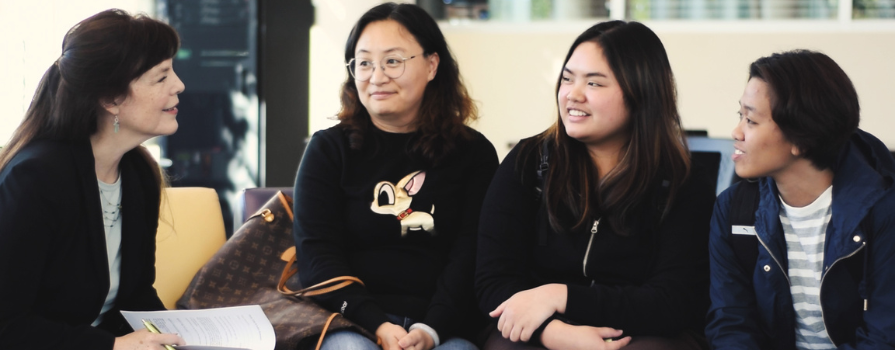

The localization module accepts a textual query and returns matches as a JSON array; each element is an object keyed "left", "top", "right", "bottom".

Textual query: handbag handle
[
  {"left": 277, "top": 246, "right": 364, "bottom": 296},
  {"left": 277, "top": 247, "right": 375, "bottom": 349}
]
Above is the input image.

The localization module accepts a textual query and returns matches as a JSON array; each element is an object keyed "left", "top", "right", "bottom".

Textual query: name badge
[{"left": 732, "top": 225, "right": 756, "bottom": 235}]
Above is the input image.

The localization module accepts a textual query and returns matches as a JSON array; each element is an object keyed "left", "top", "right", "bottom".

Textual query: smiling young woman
[
  {"left": 0, "top": 9, "right": 185, "bottom": 350},
  {"left": 476, "top": 20, "right": 715, "bottom": 350}
]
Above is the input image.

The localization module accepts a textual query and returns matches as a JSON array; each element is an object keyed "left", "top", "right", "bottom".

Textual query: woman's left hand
[
  {"left": 490, "top": 284, "right": 568, "bottom": 342},
  {"left": 397, "top": 328, "right": 435, "bottom": 350}
]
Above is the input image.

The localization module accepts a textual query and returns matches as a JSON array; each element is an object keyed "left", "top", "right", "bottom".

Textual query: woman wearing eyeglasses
[
  {"left": 292, "top": 3, "right": 498, "bottom": 350},
  {"left": 475, "top": 21, "right": 715, "bottom": 350}
]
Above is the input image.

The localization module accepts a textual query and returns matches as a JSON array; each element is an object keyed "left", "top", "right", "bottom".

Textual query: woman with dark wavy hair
[
  {"left": 476, "top": 21, "right": 715, "bottom": 350},
  {"left": 293, "top": 3, "right": 497, "bottom": 350},
  {"left": 0, "top": 9, "right": 186, "bottom": 350}
]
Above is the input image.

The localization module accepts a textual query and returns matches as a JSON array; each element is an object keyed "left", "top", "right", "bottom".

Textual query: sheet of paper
[{"left": 121, "top": 305, "right": 275, "bottom": 350}]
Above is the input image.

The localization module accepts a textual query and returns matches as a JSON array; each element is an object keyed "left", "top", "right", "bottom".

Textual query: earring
[{"left": 113, "top": 115, "right": 119, "bottom": 133}]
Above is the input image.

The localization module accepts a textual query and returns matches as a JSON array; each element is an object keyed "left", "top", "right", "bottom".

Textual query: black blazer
[{"left": 0, "top": 139, "right": 165, "bottom": 350}]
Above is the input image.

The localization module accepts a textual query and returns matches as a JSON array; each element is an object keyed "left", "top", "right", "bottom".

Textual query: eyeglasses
[{"left": 346, "top": 54, "right": 419, "bottom": 82}]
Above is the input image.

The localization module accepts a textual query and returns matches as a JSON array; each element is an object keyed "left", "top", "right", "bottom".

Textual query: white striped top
[{"left": 779, "top": 185, "right": 835, "bottom": 350}]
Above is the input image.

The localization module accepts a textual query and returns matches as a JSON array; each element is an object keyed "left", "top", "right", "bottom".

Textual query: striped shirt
[{"left": 779, "top": 185, "right": 835, "bottom": 350}]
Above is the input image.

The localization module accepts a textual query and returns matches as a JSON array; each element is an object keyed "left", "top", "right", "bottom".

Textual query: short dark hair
[
  {"left": 336, "top": 2, "right": 476, "bottom": 166},
  {"left": 749, "top": 50, "right": 860, "bottom": 170}
]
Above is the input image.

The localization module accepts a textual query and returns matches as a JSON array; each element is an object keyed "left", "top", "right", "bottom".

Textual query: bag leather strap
[
  {"left": 276, "top": 247, "right": 365, "bottom": 296},
  {"left": 259, "top": 191, "right": 371, "bottom": 348},
  {"left": 316, "top": 313, "right": 340, "bottom": 350},
  {"left": 277, "top": 251, "right": 368, "bottom": 350}
]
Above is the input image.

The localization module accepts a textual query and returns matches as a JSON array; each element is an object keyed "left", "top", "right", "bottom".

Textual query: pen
[{"left": 141, "top": 319, "right": 176, "bottom": 350}]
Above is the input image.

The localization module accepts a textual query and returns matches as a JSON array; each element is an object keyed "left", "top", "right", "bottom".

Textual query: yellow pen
[{"left": 141, "top": 319, "right": 176, "bottom": 350}]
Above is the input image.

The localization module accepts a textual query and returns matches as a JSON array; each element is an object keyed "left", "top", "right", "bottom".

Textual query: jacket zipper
[
  {"left": 583, "top": 218, "right": 599, "bottom": 277},
  {"left": 755, "top": 232, "right": 791, "bottom": 286},
  {"left": 818, "top": 242, "right": 865, "bottom": 346}
]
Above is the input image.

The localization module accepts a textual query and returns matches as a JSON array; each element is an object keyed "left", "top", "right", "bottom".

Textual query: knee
[
  {"left": 437, "top": 337, "right": 479, "bottom": 350},
  {"left": 320, "top": 330, "right": 380, "bottom": 350}
]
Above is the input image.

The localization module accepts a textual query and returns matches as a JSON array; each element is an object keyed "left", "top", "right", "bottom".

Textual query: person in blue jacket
[{"left": 706, "top": 49, "right": 895, "bottom": 349}]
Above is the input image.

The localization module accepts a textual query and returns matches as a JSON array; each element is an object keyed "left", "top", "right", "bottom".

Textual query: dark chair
[
  {"left": 688, "top": 136, "right": 738, "bottom": 196},
  {"left": 235, "top": 187, "right": 293, "bottom": 225},
  {"left": 685, "top": 129, "right": 709, "bottom": 137},
  {"left": 691, "top": 150, "right": 721, "bottom": 197}
]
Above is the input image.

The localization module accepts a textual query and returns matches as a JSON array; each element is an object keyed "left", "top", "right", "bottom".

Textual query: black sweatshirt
[
  {"left": 476, "top": 139, "right": 716, "bottom": 338},
  {"left": 293, "top": 125, "right": 498, "bottom": 340}
]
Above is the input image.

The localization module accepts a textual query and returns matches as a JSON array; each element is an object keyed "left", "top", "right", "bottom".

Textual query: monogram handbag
[{"left": 176, "top": 191, "right": 375, "bottom": 350}]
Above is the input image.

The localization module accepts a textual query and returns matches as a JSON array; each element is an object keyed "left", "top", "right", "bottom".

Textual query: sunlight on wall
[
  {"left": 307, "top": 0, "right": 386, "bottom": 134},
  {"left": 0, "top": 0, "right": 153, "bottom": 145}
]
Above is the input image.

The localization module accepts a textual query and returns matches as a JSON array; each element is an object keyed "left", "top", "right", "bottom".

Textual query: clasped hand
[
  {"left": 376, "top": 322, "right": 435, "bottom": 350},
  {"left": 490, "top": 284, "right": 567, "bottom": 343}
]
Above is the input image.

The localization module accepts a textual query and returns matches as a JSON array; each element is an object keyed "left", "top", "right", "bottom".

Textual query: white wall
[
  {"left": 308, "top": 0, "right": 414, "bottom": 134},
  {"left": 309, "top": 14, "right": 895, "bottom": 160},
  {"left": 0, "top": 0, "right": 155, "bottom": 145}
]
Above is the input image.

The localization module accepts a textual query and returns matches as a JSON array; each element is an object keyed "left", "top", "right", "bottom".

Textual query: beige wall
[
  {"left": 0, "top": 0, "right": 155, "bottom": 145},
  {"left": 443, "top": 21, "right": 895, "bottom": 159},
  {"left": 308, "top": 9, "right": 895, "bottom": 160}
]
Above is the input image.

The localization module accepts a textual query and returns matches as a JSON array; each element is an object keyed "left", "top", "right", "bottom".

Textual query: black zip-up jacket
[{"left": 476, "top": 139, "right": 715, "bottom": 338}]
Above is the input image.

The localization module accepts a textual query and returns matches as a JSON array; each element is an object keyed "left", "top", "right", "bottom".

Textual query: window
[{"left": 429, "top": 0, "right": 895, "bottom": 21}]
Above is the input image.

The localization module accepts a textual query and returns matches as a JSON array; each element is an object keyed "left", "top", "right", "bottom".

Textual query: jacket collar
[
  {"left": 72, "top": 139, "right": 111, "bottom": 290},
  {"left": 755, "top": 130, "right": 893, "bottom": 266},
  {"left": 72, "top": 139, "right": 156, "bottom": 303}
]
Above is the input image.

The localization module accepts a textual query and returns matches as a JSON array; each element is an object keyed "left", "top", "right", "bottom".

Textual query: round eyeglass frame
[{"left": 346, "top": 54, "right": 420, "bottom": 82}]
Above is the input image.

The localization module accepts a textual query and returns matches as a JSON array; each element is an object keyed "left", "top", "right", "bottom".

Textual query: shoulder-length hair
[
  {"left": 0, "top": 9, "right": 179, "bottom": 185},
  {"left": 521, "top": 20, "right": 690, "bottom": 236},
  {"left": 337, "top": 2, "right": 476, "bottom": 166}
]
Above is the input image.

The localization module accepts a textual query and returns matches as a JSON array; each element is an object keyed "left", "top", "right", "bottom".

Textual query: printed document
[{"left": 121, "top": 305, "right": 275, "bottom": 350}]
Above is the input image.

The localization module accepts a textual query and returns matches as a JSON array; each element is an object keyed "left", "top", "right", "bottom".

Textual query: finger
[
  {"left": 496, "top": 314, "right": 506, "bottom": 336},
  {"left": 397, "top": 332, "right": 417, "bottom": 348},
  {"left": 404, "top": 341, "right": 422, "bottom": 350},
  {"left": 395, "top": 327, "right": 409, "bottom": 339},
  {"left": 490, "top": 300, "right": 507, "bottom": 318},
  {"left": 520, "top": 325, "right": 533, "bottom": 342},
  {"left": 509, "top": 323, "right": 523, "bottom": 343},
  {"left": 154, "top": 333, "right": 185, "bottom": 346},
  {"left": 605, "top": 336, "right": 632, "bottom": 350},
  {"left": 500, "top": 318, "right": 512, "bottom": 339},
  {"left": 595, "top": 327, "right": 624, "bottom": 338},
  {"left": 383, "top": 338, "right": 402, "bottom": 350}
]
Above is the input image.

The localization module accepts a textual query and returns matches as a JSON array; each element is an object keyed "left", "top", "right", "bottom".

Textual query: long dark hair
[
  {"left": 337, "top": 2, "right": 476, "bottom": 166},
  {"left": 522, "top": 21, "right": 690, "bottom": 236},
  {"left": 749, "top": 50, "right": 859, "bottom": 171},
  {"left": 0, "top": 9, "right": 179, "bottom": 182}
]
